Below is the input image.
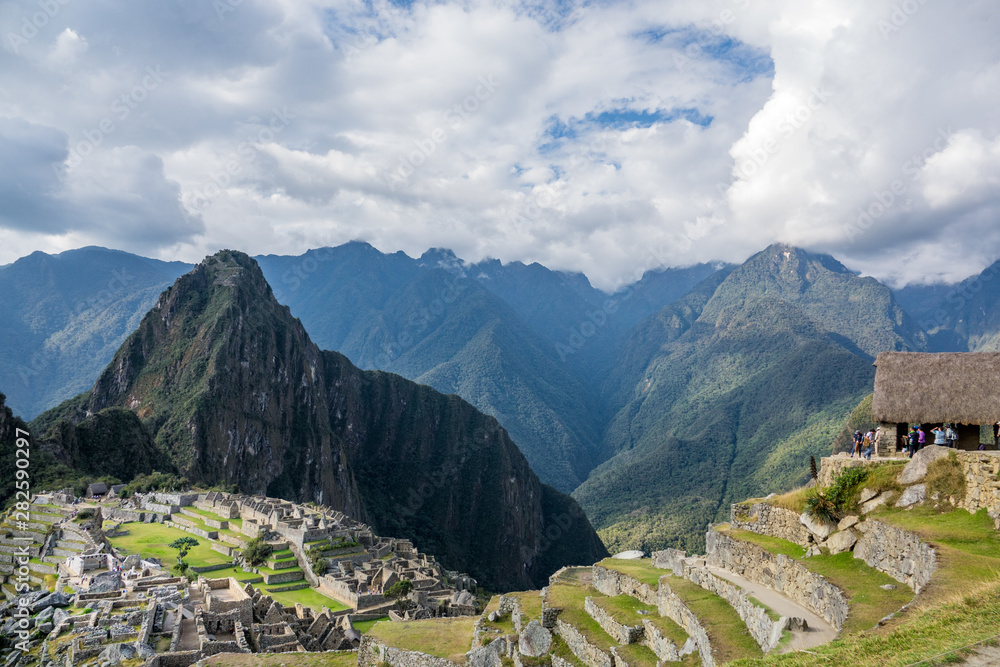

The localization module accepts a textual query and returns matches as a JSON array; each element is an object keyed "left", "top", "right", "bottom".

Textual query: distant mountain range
[{"left": 3, "top": 241, "right": 997, "bottom": 554}]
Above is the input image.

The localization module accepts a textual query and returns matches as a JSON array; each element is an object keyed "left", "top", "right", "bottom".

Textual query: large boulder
[
  {"left": 895, "top": 484, "right": 927, "bottom": 508},
  {"left": 800, "top": 513, "right": 837, "bottom": 540},
  {"left": 838, "top": 515, "right": 860, "bottom": 531},
  {"left": 826, "top": 530, "right": 858, "bottom": 555},
  {"left": 519, "top": 620, "right": 552, "bottom": 657},
  {"left": 862, "top": 494, "right": 890, "bottom": 514},
  {"left": 98, "top": 643, "right": 137, "bottom": 665},
  {"left": 899, "top": 445, "right": 951, "bottom": 484}
]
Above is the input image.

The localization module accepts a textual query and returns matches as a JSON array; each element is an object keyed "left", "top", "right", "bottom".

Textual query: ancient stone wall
[
  {"left": 657, "top": 576, "right": 714, "bottom": 667},
  {"left": 591, "top": 566, "right": 657, "bottom": 606},
  {"left": 554, "top": 618, "right": 613, "bottom": 667},
  {"left": 705, "top": 531, "right": 848, "bottom": 630},
  {"left": 683, "top": 567, "right": 787, "bottom": 652},
  {"left": 853, "top": 520, "right": 936, "bottom": 593},
  {"left": 584, "top": 597, "right": 643, "bottom": 645},
  {"left": 730, "top": 503, "right": 811, "bottom": 546},
  {"left": 957, "top": 452, "right": 1000, "bottom": 522},
  {"left": 641, "top": 618, "right": 694, "bottom": 663},
  {"left": 359, "top": 634, "right": 463, "bottom": 667}
]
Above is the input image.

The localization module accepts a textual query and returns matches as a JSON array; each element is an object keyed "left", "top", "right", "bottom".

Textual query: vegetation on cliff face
[{"left": 28, "top": 250, "right": 607, "bottom": 589}]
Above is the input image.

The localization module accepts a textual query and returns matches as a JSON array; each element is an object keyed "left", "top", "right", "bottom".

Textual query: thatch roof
[{"left": 872, "top": 351, "right": 1000, "bottom": 424}]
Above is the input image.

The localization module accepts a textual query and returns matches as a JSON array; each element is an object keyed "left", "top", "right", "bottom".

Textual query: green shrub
[
  {"left": 242, "top": 536, "right": 272, "bottom": 567},
  {"left": 804, "top": 491, "right": 839, "bottom": 522}
]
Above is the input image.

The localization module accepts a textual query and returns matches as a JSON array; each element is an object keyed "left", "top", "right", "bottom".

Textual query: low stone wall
[
  {"left": 730, "top": 503, "right": 811, "bottom": 547},
  {"left": 853, "top": 520, "right": 936, "bottom": 593},
  {"left": 591, "top": 566, "right": 657, "bottom": 606},
  {"left": 554, "top": 619, "right": 613, "bottom": 667},
  {"left": 956, "top": 452, "right": 1000, "bottom": 521},
  {"left": 165, "top": 520, "right": 217, "bottom": 540},
  {"left": 584, "top": 597, "right": 642, "bottom": 645},
  {"left": 359, "top": 634, "right": 462, "bottom": 667},
  {"left": 261, "top": 569, "right": 303, "bottom": 585},
  {"left": 657, "top": 577, "right": 714, "bottom": 667},
  {"left": 684, "top": 567, "right": 787, "bottom": 652},
  {"left": 706, "top": 531, "right": 848, "bottom": 630},
  {"left": 641, "top": 618, "right": 693, "bottom": 662}
]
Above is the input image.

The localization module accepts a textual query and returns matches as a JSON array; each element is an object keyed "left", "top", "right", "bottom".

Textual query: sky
[{"left": 0, "top": 0, "right": 998, "bottom": 290}]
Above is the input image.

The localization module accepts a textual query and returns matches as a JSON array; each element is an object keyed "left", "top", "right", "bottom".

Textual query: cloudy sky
[{"left": 0, "top": 0, "right": 997, "bottom": 289}]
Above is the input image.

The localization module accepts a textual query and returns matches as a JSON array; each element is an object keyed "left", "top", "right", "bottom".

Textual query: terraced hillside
[{"left": 348, "top": 449, "right": 1000, "bottom": 667}]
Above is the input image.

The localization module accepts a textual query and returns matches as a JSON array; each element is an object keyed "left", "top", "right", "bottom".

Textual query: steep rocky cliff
[{"left": 32, "top": 251, "right": 607, "bottom": 589}]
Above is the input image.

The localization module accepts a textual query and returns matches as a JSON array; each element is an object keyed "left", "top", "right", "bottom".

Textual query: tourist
[
  {"left": 852, "top": 430, "right": 863, "bottom": 458},
  {"left": 862, "top": 428, "right": 875, "bottom": 460},
  {"left": 946, "top": 425, "right": 958, "bottom": 448},
  {"left": 932, "top": 425, "right": 947, "bottom": 447},
  {"left": 873, "top": 425, "right": 883, "bottom": 458},
  {"left": 917, "top": 426, "right": 927, "bottom": 451},
  {"left": 908, "top": 426, "right": 920, "bottom": 458}
]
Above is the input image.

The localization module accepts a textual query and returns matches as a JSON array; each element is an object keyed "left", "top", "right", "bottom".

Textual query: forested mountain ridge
[{"left": 573, "top": 244, "right": 914, "bottom": 552}]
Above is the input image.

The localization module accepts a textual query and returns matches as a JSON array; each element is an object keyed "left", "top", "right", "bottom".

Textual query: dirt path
[{"left": 704, "top": 564, "right": 839, "bottom": 651}]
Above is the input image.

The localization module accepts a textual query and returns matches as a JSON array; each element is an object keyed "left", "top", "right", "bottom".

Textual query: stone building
[{"left": 872, "top": 351, "right": 1000, "bottom": 453}]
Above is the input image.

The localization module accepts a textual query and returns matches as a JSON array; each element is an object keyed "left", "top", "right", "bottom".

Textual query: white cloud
[{"left": 0, "top": 0, "right": 998, "bottom": 289}]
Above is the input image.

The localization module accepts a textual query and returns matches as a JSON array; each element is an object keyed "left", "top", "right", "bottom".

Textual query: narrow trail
[{"left": 703, "top": 564, "right": 840, "bottom": 651}]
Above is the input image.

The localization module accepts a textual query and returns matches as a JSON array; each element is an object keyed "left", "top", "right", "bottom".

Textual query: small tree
[
  {"left": 169, "top": 537, "right": 199, "bottom": 573},
  {"left": 242, "top": 536, "right": 273, "bottom": 568},
  {"left": 386, "top": 580, "right": 413, "bottom": 612},
  {"left": 809, "top": 456, "right": 818, "bottom": 480},
  {"left": 309, "top": 550, "right": 327, "bottom": 576}
]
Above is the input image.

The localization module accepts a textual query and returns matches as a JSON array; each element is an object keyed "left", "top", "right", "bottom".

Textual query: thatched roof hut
[{"left": 872, "top": 351, "right": 1000, "bottom": 425}]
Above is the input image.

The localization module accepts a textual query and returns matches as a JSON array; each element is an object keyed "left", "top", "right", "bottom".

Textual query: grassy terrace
[
  {"left": 593, "top": 594, "right": 689, "bottom": 648},
  {"left": 353, "top": 616, "right": 389, "bottom": 634},
  {"left": 200, "top": 567, "right": 262, "bottom": 583},
  {"left": 546, "top": 582, "right": 616, "bottom": 651},
  {"left": 201, "top": 651, "right": 357, "bottom": 667},
  {"left": 481, "top": 596, "right": 516, "bottom": 635},
  {"left": 265, "top": 586, "right": 350, "bottom": 613},
  {"left": 108, "top": 522, "right": 229, "bottom": 568},
  {"left": 867, "top": 506, "right": 1000, "bottom": 605},
  {"left": 367, "top": 616, "right": 477, "bottom": 663},
  {"left": 721, "top": 528, "right": 915, "bottom": 634},
  {"left": 596, "top": 558, "right": 663, "bottom": 588},
  {"left": 730, "top": 579, "right": 1000, "bottom": 667},
  {"left": 663, "top": 574, "right": 763, "bottom": 664},
  {"left": 509, "top": 590, "right": 543, "bottom": 624}
]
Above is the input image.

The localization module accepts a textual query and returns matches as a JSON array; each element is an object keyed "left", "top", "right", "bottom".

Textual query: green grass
[
  {"left": 546, "top": 582, "right": 616, "bottom": 651},
  {"left": 367, "top": 616, "right": 477, "bottom": 663},
  {"left": 724, "top": 529, "right": 914, "bottom": 634},
  {"left": 509, "top": 590, "right": 544, "bottom": 624},
  {"left": 480, "top": 596, "right": 517, "bottom": 635},
  {"left": 596, "top": 593, "right": 691, "bottom": 647},
  {"left": 728, "top": 580, "right": 1000, "bottom": 666},
  {"left": 201, "top": 651, "right": 358, "bottom": 667},
  {"left": 181, "top": 506, "right": 231, "bottom": 523},
  {"left": 107, "top": 521, "right": 229, "bottom": 568},
  {"left": 868, "top": 506, "right": 1000, "bottom": 605},
  {"left": 614, "top": 643, "right": 666, "bottom": 667},
  {"left": 196, "top": 566, "right": 262, "bottom": 582},
  {"left": 596, "top": 558, "right": 663, "bottom": 588},
  {"left": 263, "top": 586, "right": 350, "bottom": 613},
  {"left": 353, "top": 616, "right": 388, "bottom": 634},
  {"left": 551, "top": 566, "right": 591, "bottom": 585},
  {"left": 662, "top": 574, "right": 763, "bottom": 663},
  {"left": 258, "top": 563, "right": 302, "bottom": 576}
]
